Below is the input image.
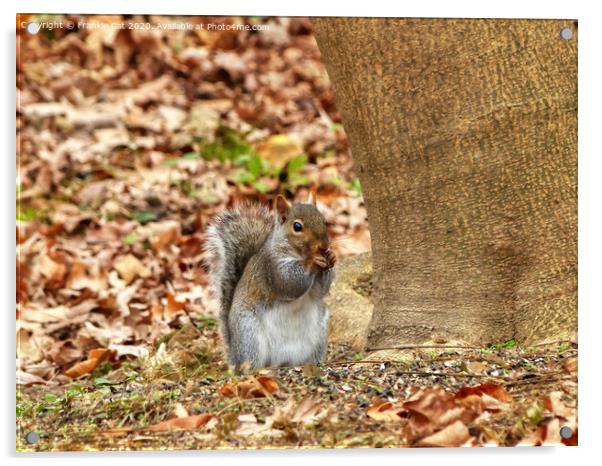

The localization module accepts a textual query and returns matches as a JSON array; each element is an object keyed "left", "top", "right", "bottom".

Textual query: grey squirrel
[{"left": 204, "top": 193, "right": 336, "bottom": 373}]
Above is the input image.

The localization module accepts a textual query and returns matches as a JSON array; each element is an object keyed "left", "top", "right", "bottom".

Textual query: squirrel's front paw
[
  {"left": 323, "top": 248, "right": 337, "bottom": 269},
  {"left": 313, "top": 254, "right": 329, "bottom": 269},
  {"left": 314, "top": 249, "right": 336, "bottom": 270}
]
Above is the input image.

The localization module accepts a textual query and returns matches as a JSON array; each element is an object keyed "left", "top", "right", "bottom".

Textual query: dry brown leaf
[
  {"left": 113, "top": 254, "right": 151, "bottom": 284},
  {"left": 366, "top": 399, "right": 405, "bottom": 422},
  {"left": 415, "top": 420, "right": 473, "bottom": 447},
  {"left": 404, "top": 387, "right": 455, "bottom": 422},
  {"left": 455, "top": 383, "right": 512, "bottom": 403},
  {"left": 147, "top": 413, "right": 214, "bottom": 432},
  {"left": 234, "top": 413, "right": 283, "bottom": 438},
  {"left": 16, "top": 328, "right": 46, "bottom": 364},
  {"left": 149, "top": 220, "right": 180, "bottom": 250},
  {"left": 563, "top": 357, "right": 577, "bottom": 375},
  {"left": 272, "top": 395, "right": 324, "bottom": 427},
  {"left": 257, "top": 134, "right": 303, "bottom": 168},
  {"left": 220, "top": 376, "right": 279, "bottom": 399},
  {"left": 48, "top": 340, "right": 84, "bottom": 366},
  {"left": 38, "top": 253, "right": 67, "bottom": 283},
  {"left": 67, "top": 261, "right": 108, "bottom": 292},
  {"left": 16, "top": 370, "right": 48, "bottom": 386},
  {"left": 64, "top": 347, "right": 116, "bottom": 378},
  {"left": 289, "top": 395, "right": 323, "bottom": 424},
  {"left": 20, "top": 300, "right": 97, "bottom": 331},
  {"left": 165, "top": 292, "right": 186, "bottom": 320},
  {"left": 543, "top": 391, "right": 575, "bottom": 420}
]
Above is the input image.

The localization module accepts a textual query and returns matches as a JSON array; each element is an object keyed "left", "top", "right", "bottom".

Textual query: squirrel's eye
[{"left": 293, "top": 221, "right": 303, "bottom": 232}]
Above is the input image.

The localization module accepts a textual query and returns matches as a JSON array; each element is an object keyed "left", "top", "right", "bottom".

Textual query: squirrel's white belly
[{"left": 258, "top": 293, "right": 326, "bottom": 368}]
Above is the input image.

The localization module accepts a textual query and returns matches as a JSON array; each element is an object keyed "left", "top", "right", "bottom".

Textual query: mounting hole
[
  {"left": 560, "top": 27, "right": 573, "bottom": 40},
  {"left": 25, "top": 22, "right": 40, "bottom": 35},
  {"left": 25, "top": 431, "right": 40, "bottom": 444},
  {"left": 559, "top": 425, "right": 574, "bottom": 439}
]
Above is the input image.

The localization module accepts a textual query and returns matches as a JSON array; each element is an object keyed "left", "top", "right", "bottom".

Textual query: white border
[{"left": 3, "top": 1, "right": 600, "bottom": 465}]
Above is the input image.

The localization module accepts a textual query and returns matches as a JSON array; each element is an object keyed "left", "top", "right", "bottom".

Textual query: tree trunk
[{"left": 312, "top": 18, "right": 577, "bottom": 347}]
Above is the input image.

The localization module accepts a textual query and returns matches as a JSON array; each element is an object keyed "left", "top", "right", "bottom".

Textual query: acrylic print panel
[{"left": 16, "top": 14, "right": 577, "bottom": 451}]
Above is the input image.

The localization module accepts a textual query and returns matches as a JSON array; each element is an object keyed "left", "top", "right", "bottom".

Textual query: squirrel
[{"left": 204, "top": 193, "right": 336, "bottom": 373}]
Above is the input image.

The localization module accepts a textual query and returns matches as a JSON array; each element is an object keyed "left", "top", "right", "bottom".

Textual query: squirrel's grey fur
[{"left": 204, "top": 201, "right": 334, "bottom": 372}]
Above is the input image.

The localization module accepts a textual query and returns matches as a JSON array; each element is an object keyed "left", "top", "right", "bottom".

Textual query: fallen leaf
[
  {"left": 38, "top": 253, "right": 67, "bottom": 283},
  {"left": 257, "top": 134, "right": 303, "bottom": 168},
  {"left": 235, "top": 413, "right": 283, "bottom": 438},
  {"left": 149, "top": 220, "right": 180, "bottom": 250},
  {"left": 563, "top": 357, "right": 577, "bottom": 375},
  {"left": 220, "top": 376, "right": 279, "bottom": 399},
  {"left": 415, "top": 420, "right": 473, "bottom": 447},
  {"left": 64, "top": 347, "right": 116, "bottom": 378},
  {"left": 366, "top": 399, "right": 405, "bottom": 422},
  {"left": 404, "top": 387, "right": 456, "bottom": 427},
  {"left": 48, "top": 340, "right": 84, "bottom": 366},
  {"left": 219, "top": 383, "right": 235, "bottom": 397},
  {"left": 113, "top": 254, "right": 151, "bottom": 284},
  {"left": 147, "top": 413, "right": 214, "bottom": 432},
  {"left": 67, "top": 260, "right": 108, "bottom": 292},
  {"left": 543, "top": 391, "right": 575, "bottom": 420},
  {"left": 16, "top": 370, "right": 48, "bottom": 386},
  {"left": 455, "top": 383, "right": 512, "bottom": 403},
  {"left": 272, "top": 395, "right": 324, "bottom": 426},
  {"left": 165, "top": 292, "right": 186, "bottom": 319}
]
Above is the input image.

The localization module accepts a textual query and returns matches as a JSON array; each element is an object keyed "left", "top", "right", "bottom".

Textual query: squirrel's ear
[
  {"left": 307, "top": 191, "right": 316, "bottom": 206},
  {"left": 274, "top": 195, "right": 291, "bottom": 222}
]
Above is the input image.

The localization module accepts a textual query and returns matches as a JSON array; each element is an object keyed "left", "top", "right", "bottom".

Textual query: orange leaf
[
  {"left": 220, "top": 376, "right": 279, "bottom": 399},
  {"left": 219, "top": 383, "right": 235, "bottom": 397},
  {"left": 366, "top": 400, "right": 405, "bottom": 422},
  {"left": 64, "top": 348, "right": 116, "bottom": 378},
  {"left": 147, "top": 414, "right": 214, "bottom": 432},
  {"left": 455, "top": 383, "right": 512, "bottom": 403},
  {"left": 165, "top": 292, "right": 186, "bottom": 319},
  {"left": 256, "top": 376, "right": 278, "bottom": 395}
]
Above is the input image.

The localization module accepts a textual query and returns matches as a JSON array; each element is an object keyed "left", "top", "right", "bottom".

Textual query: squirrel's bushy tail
[{"left": 204, "top": 203, "right": 275, "bottom": 348}]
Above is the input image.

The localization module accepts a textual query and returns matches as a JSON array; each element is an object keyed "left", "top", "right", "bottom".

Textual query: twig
[{"left": 366, "top": 345, "right": 481, "bottom": 351}]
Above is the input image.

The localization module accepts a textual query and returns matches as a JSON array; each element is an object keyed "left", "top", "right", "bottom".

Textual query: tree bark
[{"left": 312, "top": 18, "right": 577, "bottom": 346}]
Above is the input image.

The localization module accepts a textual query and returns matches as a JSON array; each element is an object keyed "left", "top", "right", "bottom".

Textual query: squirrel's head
[{"left": 274, "top": 193, "right": 330, "bottom": 259}]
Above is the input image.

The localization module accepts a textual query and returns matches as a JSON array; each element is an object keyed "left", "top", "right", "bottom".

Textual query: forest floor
[
  {"left": 17, "top": 324, "right": 578, "bottom": 451},
  {"left": 16, "top": 15, "right": 577, "bottom": 451}
]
